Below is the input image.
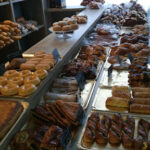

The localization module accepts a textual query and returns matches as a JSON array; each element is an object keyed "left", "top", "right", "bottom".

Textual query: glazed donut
[
  {"left": 0, "top": 76, "right": 7, "bottom": 86},
  {"left": 4, "top": 70, "right": 20, "bottom": 79},
  {"left": 18, "top": 84, "right": 37, "bottom": 97},
  {"left": 24, "top": 75, "right": 40, "bottom": 86},
  {"left": 53, "top": 25, "right": 62, "bottom": 31},
  {"left": 71, "top": 24, "right": 78, "bottom": 30},
  {"left": 62, "top": 25, "right": 72, "bottom": 31},
  {"left": 9, "top": 76, "right": 23, "bottom": 86},
  {"left": 58, "top": 21, "right": 68, "bottom": 27},
  {"left": 20, "top": 70, "right": 32, "bottom": 78},
  {"left": 1, "top": 83, "right": 19, "bottom": 96},
  {"left": 20, "top": 63, "right": 35, "bottom": 71},
  {"left": 34, "top": 69, "right": 48, "bottom": 80},
  {"left": 35, "top": 64, "right": 50, "bottom": 70}
]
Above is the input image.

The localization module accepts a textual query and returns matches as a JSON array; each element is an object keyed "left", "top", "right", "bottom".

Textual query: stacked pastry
[
  {"left": 0, "top": 20, "right": 21, "bottom": 49},
  {"left": 82, "top": 113, "right": 150, "bottom": 149},
  {"left": 106, "top": 86, "right": 131, "bottom": 108},
  {"left": 44, "top": 77, "right": 79, "bottom": 102},
  {"left": 80, "top": 0, "right": 105, "bottom": 6},
  {"left": 100, "top": 1, "right": 147, "bottom": 27},
  {"left": 17, "top": 17, "right": 38, "bottom": 34},
  {"left": 71, "top": 15, "right": 87, "bottom": 24},
  {"left": 108, "top": 43, "right": 149, "bottom": 70},
  {"left": 120, "top": 33, "right": 148, "bottom": 45},
  {"left": 31, "top": 100, "right": 84, "bottom": 127},
  {"left": 0, "top": 69, "right": 48, "bottom": 97},
  {"left": 52, "top": 17, "right": 78, "bottom": 32},
  {"left": 78, "top": 45, "right": 106, "bottom": 61},
  {"left": 11, "top": 125, "right": 68, "bottom": 150},
  {"left": 20, "top": 50, "right": 55, "bottom": 71}
]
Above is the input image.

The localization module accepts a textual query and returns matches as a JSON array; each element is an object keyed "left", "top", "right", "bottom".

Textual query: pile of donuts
[
  {"left": 20, "top": 51, "right": 55, "bottom": 71},
  {"left": 0, "top": 69, "right": 48, "bottom": 97},
  {"left": 0, "top": 20, "right": 21, "bottom": 49},
  {"left": 52, "top": 17, "right": 79, "bottom": 32},
  {"left": 71, "top": 15, "right": 87, "bottom": 24}
]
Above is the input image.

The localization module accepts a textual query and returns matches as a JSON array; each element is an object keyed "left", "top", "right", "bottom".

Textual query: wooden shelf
[
  {"left": 12, "top": 0, "right": 25, "bottom": 3},
  {"left": 0, "top": 1, "right": 9, "bottom": 6},
  {"left": 21, "top": 24, "right": 44, "bottom": 38}
]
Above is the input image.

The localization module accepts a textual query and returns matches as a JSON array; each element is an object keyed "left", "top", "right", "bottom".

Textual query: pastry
[
  {"left": 18, "top": 84, "right": 37, "bottom": 97},
  {"left": 62, "top": 25, "right": 72, "bottom": 31},
  {"left": 20, "top": 63, "right": 35, "bottom": 71},
  {"left": 4, "top": 70, "right": 20, "bottom": 79},
  {"left": 34, "top": 69, "right": 48, "bottom": 80},
  {"left": 1, "top": 83, "right": 19, "bottom": 96},
  {"left": 9, "top": 76, "right": 23, "bottom": 86},
  {"left": 130, "top": 104, "right": 150, "bottom": 114},
  {"left": 0, "top": 100, "right": 23, "bottom": 140},
  {"left": 106, "top": 96, "right": 129, "bottom": 108},
  {"left": 24, "top": 75, "right": 40, "bottom": 86},
  {"left": 53, "top": 25, "right": 62, "bottom": 31},
  {"left": 0, "top": 76, "right": 7, "bottom": 86}
]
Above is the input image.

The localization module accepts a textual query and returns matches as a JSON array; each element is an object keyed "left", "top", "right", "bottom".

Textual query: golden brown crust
[
  {"left": 0, "top": 100, "right": 23, "bottom": 139},
  {"left": 130, "top": 104, "right": 150, "bottom": 114}
]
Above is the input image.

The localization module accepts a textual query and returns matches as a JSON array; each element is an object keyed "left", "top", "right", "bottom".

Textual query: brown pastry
[
  {"left": 121, "top": 131, "right": 133, "bottom": 148},
  {"left": 62, "top": 25, "right": 72, "bottom": 31},
  {"left": 134, "top": 136, "right": 143, "bottom": 150},
  {"left": 109, "top": 129, "right": 121, "bottom": 145},
  {"left": 130, "top": 104, "right": 150, "bottom": 114},
  {"left": 131, "top": 98, "right": 150, "bottom": 105},
  {"left": 53, "top": 25, "right": 62, "bottom": 31},
  {"left": 106, "top": 96, "right": 129, "bottom": 108}
]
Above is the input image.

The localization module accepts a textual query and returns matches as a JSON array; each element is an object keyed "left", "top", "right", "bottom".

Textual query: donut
[
  {"left": 58, "top": 21, "right": 68, "bottom": 27},
  {"left": 0, "top": 76, "right": 7, "bottom": 86},
  {"left": 4, "top": 70, "right": 20, "bottom": 79},
  {"left": 62, "top": 25, "right": 72, "bottom": 31},
  {"left": 20, "top": 70, "right": 32, "bottom": 78},
  {"left": 68, "top": 19, "right": 77, "bottom": 25},
  {"left": 24, "top": 75, "right": 40, "bottom": 86},
  {"left": 1, "top": 83, "right": 19, "bottom": 96},
  {"left": 53, "top": 22, "right": 59, "bottom": 26},
  {"left": 34, "top": 69, "right": 48, "bottom": 80},
  {"left": 18, "top": 84, "right": 37, "bottom": 97},
  {"left": 71, "top": 24, "right": 78, "bottom": 30},
  {"left": 9, "top": 76, "right": 23, "bottom": 86},
  {"left": 0, "top": 85, "right": 2, "bottom": 92},
  {"left": 63, "top": 17, "right": 70, "bottom": 21},
  {"left": 53, "top": 25, "right": 62, "bottom": 31},
  {"left": 35, "top": 64, "right": 50, "bottom": 70},
  {"left": 20, "top": 63, "right": 35, "bottom": 71}
]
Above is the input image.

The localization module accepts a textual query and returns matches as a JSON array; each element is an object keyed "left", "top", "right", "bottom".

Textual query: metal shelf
[
  {"left": 21, "top": 24, "right": 44, "bottom": 38},
  {"left": 12, "top": 0, "right": 25, "bottom": 3}
]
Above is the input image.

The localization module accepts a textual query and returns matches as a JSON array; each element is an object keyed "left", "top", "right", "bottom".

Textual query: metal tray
[
  {"left": 92, "top": 87, "right": 128, "bottom": 113},
  {"left": 77, "top": 110, "right": 150, "bottom": 150},
  {"left": 99, "top": 69, "right": 129, "bottom": 88},
  {"left": 0, "top": 101, "right": 29, "bottom": 150}
]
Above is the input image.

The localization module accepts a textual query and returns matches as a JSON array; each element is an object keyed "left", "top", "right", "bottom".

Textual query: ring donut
[
  {"left": 20, "top": 70, "right": 32, "bottom": 78},
  {"left": 0, "top": 76, "right": 7, "bottom": 86},
  {"left": 34, "top": 69, "right": 48, "bottom": 80},
  {"left": 18, "top": 84, "right": 37, "bottom": 97},
  {"left": 9, "top": 76, "right": 23, "bottom": 86},
  {"left": 24, "top": 75, "right": 40, "bottom": 86},
  {"left": 1, "top": 83, "right": 19, "bottom": 96},
  {"left": 4, "top": 70, "right": 20, "bottom": 79}
]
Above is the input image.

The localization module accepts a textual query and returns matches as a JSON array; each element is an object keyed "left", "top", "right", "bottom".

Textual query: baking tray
[
  {"left": 0, "top": 101, "right": 29, "bottom": 150},
  {"left": 92, "top": 87, "right": 128, "bottom": 113},
  {"left": 80, "top": 80, "right": 96, "bottom": 110},
  {"left": 99, "top": 69, "right": 129, "bottom": 88},
  {"left": 77, "top": 110, "right": 150, "bottom": 150}
]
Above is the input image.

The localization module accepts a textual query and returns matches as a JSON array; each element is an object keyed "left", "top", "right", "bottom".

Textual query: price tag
[
  {"left": 108, "top": 65, "right": 113, "bottom": 78},
  {"left": 128, "top": 52, "right": 133, "bottom": 62},
  {"left": 52, "top": 48, "right": 61, "bottom": 62},
  {"left": 75, "top": 71, "right": 85, "bottom": 91}
]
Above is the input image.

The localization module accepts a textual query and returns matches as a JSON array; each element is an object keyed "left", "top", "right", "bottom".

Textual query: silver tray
[{"left": 77, "top": 110, "right": 150, "bottom": 150}]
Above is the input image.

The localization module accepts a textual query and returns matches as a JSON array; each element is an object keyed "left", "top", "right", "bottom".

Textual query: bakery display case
[{"left": 0, "top": 0, "right": 150, "bottom": 150}]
